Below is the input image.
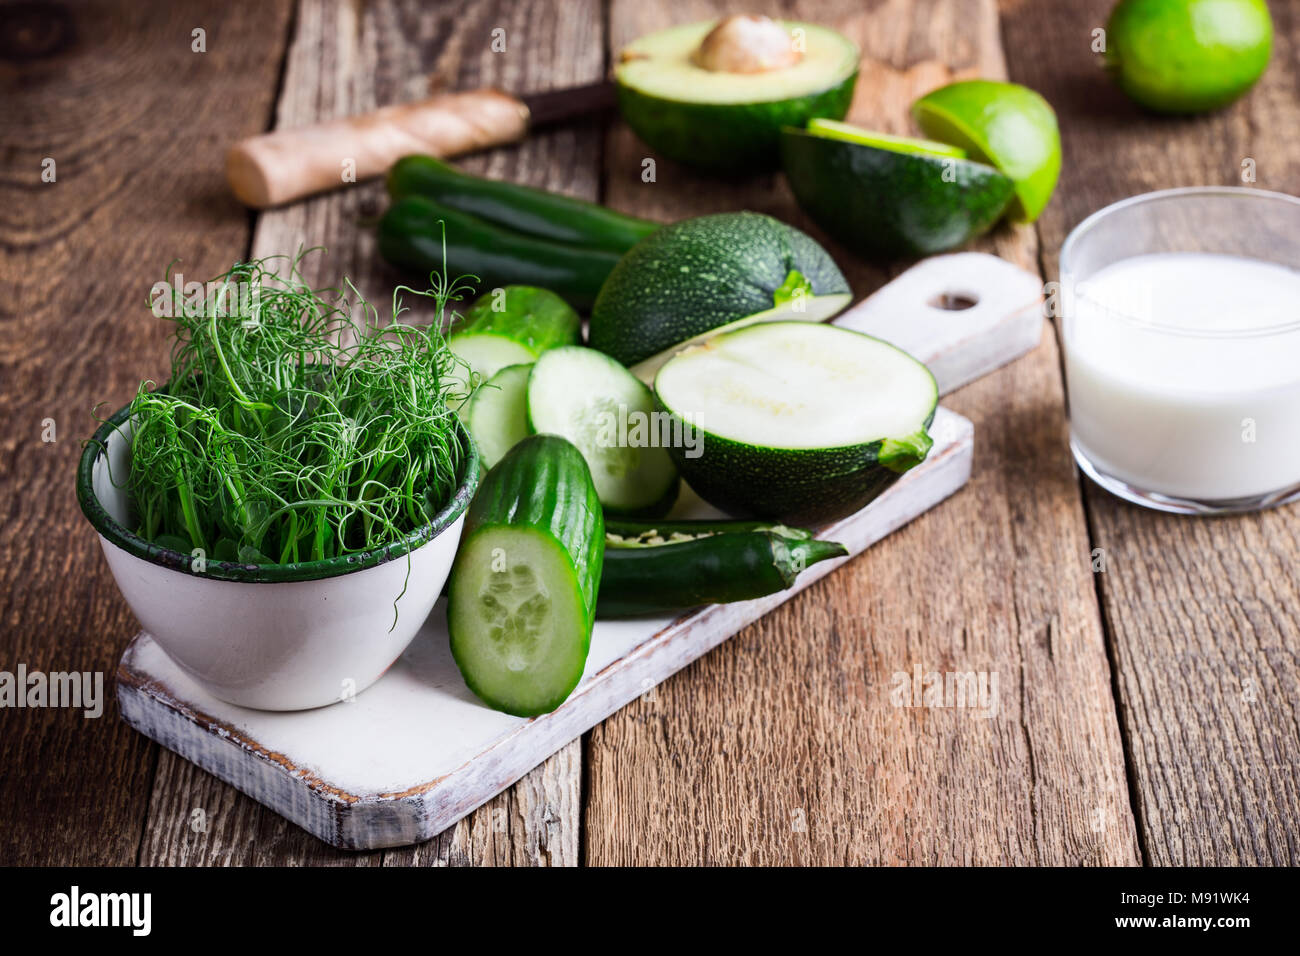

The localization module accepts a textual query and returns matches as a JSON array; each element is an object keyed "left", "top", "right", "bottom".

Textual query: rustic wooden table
[{"left": 2, "top": 0, "right": 1296, "bottom": 866}]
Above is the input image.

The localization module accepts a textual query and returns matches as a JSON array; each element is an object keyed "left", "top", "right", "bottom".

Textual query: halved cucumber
[
  {"left": 447, "top": 434, "right": 603, "bottom": 717},
  {"left": 465, "top": 363, "right": 532, "bottom": 469},
  {"left": 527, "top": 346, "right": 679, "bottom": 517},
  {"left": 654, "top": 321, "right": 937, "bottom": 524}
]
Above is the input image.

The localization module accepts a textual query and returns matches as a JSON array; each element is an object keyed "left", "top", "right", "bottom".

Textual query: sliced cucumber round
[
  {"left": 449, "top": 332, "right": 534, "bottom": 385},
  {"left": 450, "top": 526, "right": 590, "bottom": 715},
  {"left": 447, "top": 434, "right": 603, "bottom": 717},
  {"left": 654, "top": 321, "right": 937, "bottom": 524},
  {"left": 466, "top": 363, "right": 532, "bottom": 469},
  {"left": 527, "top": 346, "right": 679, "bottom": 517}
]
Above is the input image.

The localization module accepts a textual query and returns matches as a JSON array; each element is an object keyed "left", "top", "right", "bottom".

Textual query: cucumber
[
  {"left": 387, "top": 155, "right": 659, "bottom": 254},
  {"left": 448, "top": 286, "right": 580, "bottom": 390},
  {"left": 588, "top": 212, "right": 852, "bottom": 383},
  {"left": 599, "top": 517, "right": 847, "bottom": 617},
  {"left": 454, "top": 286, "right": 581, "bottom": 355},
  {"left": 377, "top": 195, "right": 622, "bottom": 311},
  {"left": 447, "top": 434, "right": 603, "bottom": 717},
  {"left": 654, "top": 321, "right": 937, "bottom": 525},
  {"left": 465, "top": 363, "right": 532, "bottom": 469},
  {"left": 526, "top": 346, "right": 679, "bottom": 517}
]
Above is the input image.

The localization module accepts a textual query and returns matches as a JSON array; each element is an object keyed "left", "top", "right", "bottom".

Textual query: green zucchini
[
  {"left": 526, "top": 346, "right": 679, "bottom": 517},
  {"left": 654, "top": 321, "right": 937, "bottom": 525},
  {"left": 588, "top": 211, "right": 852, "bottom": 382},
  {"left": 599, "top": 517, "right": 847, "bottom": 617},
  {"left": 377, "top": 195, "right": 621, "bottom": 310},
  {"left": 447, "top": 434, "right": 604, "bottom": 717},
  {"left": 388, "top": 155, "right": 659, "bottom": 254}
]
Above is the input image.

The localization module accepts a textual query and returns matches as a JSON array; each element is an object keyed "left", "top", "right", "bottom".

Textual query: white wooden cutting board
[{"left": 117, "top": 252, "right": 1042, "bottom": 849}]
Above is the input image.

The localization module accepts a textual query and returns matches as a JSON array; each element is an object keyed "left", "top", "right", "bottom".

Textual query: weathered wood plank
[
  {"left": 1000, "top": 0, "right": 1300, "bottom": 865},
  {"left": 388, "top": 741, "right": 582, "bottom": 867},
  {"left": 138, "top": 0, "right": 604, "bottom": 865},
  {"left": 0, "top": 0, "right": 293, "bottom": 866},
  {"left": 584, "top": 0, "right": 1139, "bottom": 865}
]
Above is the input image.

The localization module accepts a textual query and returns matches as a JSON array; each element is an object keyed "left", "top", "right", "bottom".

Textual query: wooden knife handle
[{"left": 226, "top": 89, "right": 530, "bottom": 208}]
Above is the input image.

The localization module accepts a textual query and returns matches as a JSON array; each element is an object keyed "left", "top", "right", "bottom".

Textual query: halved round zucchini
[{"left": 654, "top": 321, "right": 937, "bottom": 525}]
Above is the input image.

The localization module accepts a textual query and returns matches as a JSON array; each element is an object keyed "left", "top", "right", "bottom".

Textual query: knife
[{"left": 226, "top": 81, "right": 617, "bottom": 209}]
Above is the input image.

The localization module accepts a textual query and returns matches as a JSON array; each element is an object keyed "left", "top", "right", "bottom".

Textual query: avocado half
[
  {"left": 781, "top": 120, "right": 1016, "bottom": 258},
  {"left": 616, "top": 19, "right": 859, "bottom": 173}
]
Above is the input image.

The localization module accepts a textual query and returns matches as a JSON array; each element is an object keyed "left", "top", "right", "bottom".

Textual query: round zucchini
[
  {"left": 588, "top": 211, "right": 851, "bottom": 381},
  {"left": 654, "top": 321, "right": 937, "bottom": 525}
]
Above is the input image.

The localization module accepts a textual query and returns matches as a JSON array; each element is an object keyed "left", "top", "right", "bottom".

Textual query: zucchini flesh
[
  {"left": 527, "top": 346, "right": 679, "bottom": 517},
  {"left": 654, "top": 321, "right": 937, "bottom": 524},
  {"left": 447, "top": 434, "right": 603, "bottom": 717},
  {"left": 656, "top": 322, "right": 936, "bottom": 450},
  {"left": 466, "top": 363, "right": 532, "bottom": 469}
]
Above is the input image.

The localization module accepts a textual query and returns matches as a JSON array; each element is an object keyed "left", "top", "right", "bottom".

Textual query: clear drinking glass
[{"left": 1059, "top": 187, "right": 1300, "bottom": 514}]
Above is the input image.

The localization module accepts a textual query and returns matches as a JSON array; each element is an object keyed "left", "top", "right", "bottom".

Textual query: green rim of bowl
[{"left": 76, "top": 396, "right": 480, "bottom": 584}]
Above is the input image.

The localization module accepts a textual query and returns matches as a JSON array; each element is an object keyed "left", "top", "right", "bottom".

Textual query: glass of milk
[{"left": 1060, "top": 187, "right": 1300, "bottom": 514}]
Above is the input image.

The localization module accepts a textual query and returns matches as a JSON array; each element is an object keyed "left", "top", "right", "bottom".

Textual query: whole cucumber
[
  {"left": 388, "top": 154, "right": 659, "bottom": 254},
  {"left": 378, "top": 195, "right": 621, "bottom": 311}
]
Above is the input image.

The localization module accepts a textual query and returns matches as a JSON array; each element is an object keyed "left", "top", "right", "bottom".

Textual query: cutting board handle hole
[{"left": 927, "top": 291, "right": 979, "bottom": 312}]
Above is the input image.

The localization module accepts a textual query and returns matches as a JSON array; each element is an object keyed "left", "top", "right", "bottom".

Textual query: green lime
[
  {"left": 806, "top": 118, "right": 968, "bottom": 159},
  {"left": 1104, "top": 0, "right": 1273, "bottom": 113},
  {"left": 911, "top": 80, "right": 1061, "bottom": 223}
]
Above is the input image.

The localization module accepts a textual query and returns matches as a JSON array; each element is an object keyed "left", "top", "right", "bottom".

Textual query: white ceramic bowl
[{"left": 78, "top": 402, "right": 479, "bottom": 711}]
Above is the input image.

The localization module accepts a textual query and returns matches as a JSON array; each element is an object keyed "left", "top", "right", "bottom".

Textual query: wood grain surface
[
  {"left": 135, "top": 0, "right": 603, "bottom": 866},
  {"left": 1000, "top": 0, "right": 1300, "bottom": 866},
  {"left": 583, "top": 0, "right": 1136, "bottom": 866},
  {"left": 1, "top": 0, "right": 1296, "bottom": 866},
  {"left": 0, "top": 0, "right": 293, "bottom": 866}
]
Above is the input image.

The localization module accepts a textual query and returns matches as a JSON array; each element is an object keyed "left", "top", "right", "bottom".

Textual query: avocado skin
[
  {"left": 588, "top": 211, "right": 849, "bottom": 368},
  {"left": 617, "top": 72, "right": 858, "bottom": 173},
  {"left": 780, "top": 127, "right": 1016, "bottom": 258}
]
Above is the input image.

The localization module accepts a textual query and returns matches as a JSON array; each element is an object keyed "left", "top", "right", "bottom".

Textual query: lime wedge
[{"left": 911, "top": 80, "right": 1061, "bottom": 223}]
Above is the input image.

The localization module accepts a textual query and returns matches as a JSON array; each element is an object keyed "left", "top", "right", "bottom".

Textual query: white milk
[{"left": 1064, "top": 252, "right": 1300, "bottom": 502}]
